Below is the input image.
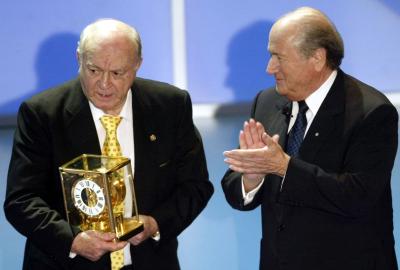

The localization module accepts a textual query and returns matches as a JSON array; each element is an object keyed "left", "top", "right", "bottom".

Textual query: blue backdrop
[{"left": 1, "top": 0, "right": 400, "bottom": 116}]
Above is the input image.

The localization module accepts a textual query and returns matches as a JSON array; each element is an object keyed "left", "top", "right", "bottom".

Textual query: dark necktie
[{"left": 286, "top": 101, "right": 308, "bottom": 157}]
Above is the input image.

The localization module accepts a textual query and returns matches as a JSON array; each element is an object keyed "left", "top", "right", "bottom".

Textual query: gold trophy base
[{"left": 116, "top": 217, "right": 144, "bottom": 241}]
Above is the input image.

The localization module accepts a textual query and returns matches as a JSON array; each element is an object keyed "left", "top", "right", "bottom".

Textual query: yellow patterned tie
[
  {"left": 100, "top": 115, "right": 124, "bottom": 270},
  {"left": 101, "top": 115, "right": 122, "bottom": 157}
]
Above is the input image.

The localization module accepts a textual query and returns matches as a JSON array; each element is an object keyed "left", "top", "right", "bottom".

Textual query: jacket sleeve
[
  {"left": 221, "top": 90, "right": 265, "bottom": 211},
  {"left": 150, "top": 91, "right": 214, "bottom": 241},
  {"left": 4, "top": 101, "right": 76, "bottom": 264}
]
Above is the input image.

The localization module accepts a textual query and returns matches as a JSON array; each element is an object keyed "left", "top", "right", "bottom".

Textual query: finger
[
  {"left": 129, "top": 232, "right": 145, "bottom": 246},
  {"left": 223, "top": 150, "right": 234, "bottom": 158},
  {"left": 114, "top": 240, "right": 128, "bottom": 250},
  {"left": 225, "top": 148, "right": 260, "bottom": 158},
  {"left": 224, "top": 151, "right": 248, "bottom": 163},
  {"left": 224, "top": 157, "right": 233, "bottom": 167},
  {"left": 261, "top": 132, "right": 274, "bottom": 146},
  {"left": 106, "top": 240, "right": 127, "bottom": 251},
  {"left": 224, "top": 149, "right": 270, "bottom": 171},
  {"left": 243, "top": 121, "right": 254, "bottom": 146},
  {"left": 256, "top": 122, "right": 265, "bottom": 142},
  {"left": 262, "top": 133, "right": 282, "bottom": 150},
  {"left": 239, "top": 130, "right": 247, "bottom": 149},
  {"left": 228, "top": 164, "right": 244, "bottom": 173},
  {"left": 97, "top": 232, "right": 117, "bottom": 241},
  {"left": 223, "top": 149, "right": 238, "bottom": 159},
  {"left": 249, "top": 119, "right": 261, "bottom": 145},
  {"left": 138, "top": 215, "right": 147, "bottom": 223},
  {"left": 225, "top": 151, "right": 267, "bottom": 168},
  {"left": 229, "top": 163, "right": 266, "bottom": 174},
  {"left": 225, "top": 158, "right": 247, "bottom": 169},
  {"left": 226, "top": 150, "right": 269, "bottom": 169},
  {"left": 85, "top": 230, "right": 113, "bottom": 242},
  {"left": 272, "top": 134, "right": 280, "bottom": 143}
]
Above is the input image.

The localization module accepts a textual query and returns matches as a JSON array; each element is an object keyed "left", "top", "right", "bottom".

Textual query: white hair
[{"left": 76, "top": 18, "right": 142, "bottom": 59}]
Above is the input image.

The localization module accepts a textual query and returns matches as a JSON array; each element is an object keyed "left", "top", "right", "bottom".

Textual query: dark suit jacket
[
  {"left": 222, "top": 70, "right": 398, "bottom": 270},
  {"left": 4, "top": 77, "right": 213, "bottom": 270}
]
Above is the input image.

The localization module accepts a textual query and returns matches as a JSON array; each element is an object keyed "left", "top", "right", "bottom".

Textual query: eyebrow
[{"left": 85, "top": 63, "right": 125, "bottom": 73}]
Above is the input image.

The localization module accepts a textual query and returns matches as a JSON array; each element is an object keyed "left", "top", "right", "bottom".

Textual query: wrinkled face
[
  {"left": 79, "top": 36, "right": 141, "bottom": 115},
  {"left": 266, "top": 24, "right": 318, "bottom": 101}
]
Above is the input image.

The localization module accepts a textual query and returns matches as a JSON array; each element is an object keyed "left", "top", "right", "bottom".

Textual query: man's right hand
[{"left": 71, "top": 231, "right": 127, "bottom": 261}]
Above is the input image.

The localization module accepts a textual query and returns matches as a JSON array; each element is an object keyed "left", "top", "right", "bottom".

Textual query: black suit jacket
[
  {"left": 4, "top": 77, "right": 213, "bottom": 270},
  {"left": 222, "top": 70, "right": 398, "bottom": 270}
]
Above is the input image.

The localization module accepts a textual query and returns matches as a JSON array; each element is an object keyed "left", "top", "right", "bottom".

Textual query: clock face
[{"left": 72, "top": 179, "right": 105, "bottom": 216}]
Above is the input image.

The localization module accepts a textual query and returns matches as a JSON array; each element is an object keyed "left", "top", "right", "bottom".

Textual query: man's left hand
[{"left": 128, "top": 215, "right": 159, "bottom": 246}]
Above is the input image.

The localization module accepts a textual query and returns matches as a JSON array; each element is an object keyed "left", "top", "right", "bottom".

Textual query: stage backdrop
[
  {"left": 1, "top": 0, "right": 399, "bottom": 269},
  {"left": 1, "top": 0, "right": 400, "bottom": 118}
]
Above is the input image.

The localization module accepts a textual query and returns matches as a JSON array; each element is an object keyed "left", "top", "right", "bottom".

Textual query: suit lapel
[
  {"left": 131, "top": 81, "right": 160, "bottom": 199},
  {"left": 258, "top": 94, "right": 291, "bottom": 148},
  {"left": 271, "top": 101, "right": 291, "bottom": 148},
  {"left": 64, "top": 80, "right": 101, "bottom": 160},
  {"left": 299, "top": 71, "right": 345, "bottom": 162}
]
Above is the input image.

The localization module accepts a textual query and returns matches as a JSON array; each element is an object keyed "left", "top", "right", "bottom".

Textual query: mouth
[
  {"left": 275, "top": 77, "right": 285, "bottom": 85},
  {"left": 96, "top": 92, "right": 113, "bottom": 100}
]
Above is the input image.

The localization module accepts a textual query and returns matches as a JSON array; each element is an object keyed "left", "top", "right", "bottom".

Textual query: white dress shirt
[{"left": 242, "top": 70, "right": 338, "bottom": 204}]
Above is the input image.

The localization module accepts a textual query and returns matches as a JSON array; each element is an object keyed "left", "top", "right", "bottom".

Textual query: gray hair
[
  {"left": 280, "top": 7, "right": 344, "bottom": 70},
  {"left": 76, "top": 18, "right": 142, "bottom": 59}
]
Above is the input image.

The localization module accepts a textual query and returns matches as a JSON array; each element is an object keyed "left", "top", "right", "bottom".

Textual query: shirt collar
[{"left": 304, "top": 70, "right": 337, "bottom": 116}]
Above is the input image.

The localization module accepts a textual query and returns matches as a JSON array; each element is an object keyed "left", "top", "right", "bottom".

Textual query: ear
[
  {"left": 134, "top": 57, "right": 143, "bottom": 71},
  {"left": 311, "top": 48, "right": 327, "bottom": 71},
  {"left": 77, "top": 52, "right": 82, "bottom": 68}
]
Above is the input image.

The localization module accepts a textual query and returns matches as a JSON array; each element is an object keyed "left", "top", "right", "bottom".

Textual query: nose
[
  {"left": 100, "top": 72, "right": 111, "bottom": 89},
  {"left": 266, "top": 56, "right": 278, "bottom": 75}
]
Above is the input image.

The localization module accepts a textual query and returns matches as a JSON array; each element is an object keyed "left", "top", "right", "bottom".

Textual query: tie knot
[
  {"left": 100, "top": 115, "right": 122, "bottom": 132},
  {"left": 298, "top": 101, "right": 308, "bottom": 114}
]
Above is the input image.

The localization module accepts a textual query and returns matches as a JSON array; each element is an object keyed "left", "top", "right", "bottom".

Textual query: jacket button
[{"left": 278, "top": 224, "right": 286, "bottom": 232}]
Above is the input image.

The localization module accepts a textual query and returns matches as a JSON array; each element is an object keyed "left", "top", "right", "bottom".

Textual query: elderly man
[
  {"left": 4, "top": 19, "right": 213, "bottom": 270},
  {"left": 222, "top": 7, "right": 398, "bottom": 270}
]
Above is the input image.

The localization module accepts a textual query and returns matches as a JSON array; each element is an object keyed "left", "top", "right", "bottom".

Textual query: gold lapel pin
[{"left": 150, "top": 134, "right": 157, "bottom": 141}]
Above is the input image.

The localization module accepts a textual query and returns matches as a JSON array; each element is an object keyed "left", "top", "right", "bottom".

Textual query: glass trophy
[{"left": 59, "top": 154, "right": 143, "bottom": 241}]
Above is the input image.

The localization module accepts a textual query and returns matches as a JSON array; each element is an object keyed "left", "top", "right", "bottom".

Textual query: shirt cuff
[
  {"left": 241, "top": 176, "right": 264, "bottom": 205},
  {"left": 151, "top": 231, "right": 161, "bottom": 241},
  {"left": 280, "top": 172, "right": 287, "bottom": 191}
]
